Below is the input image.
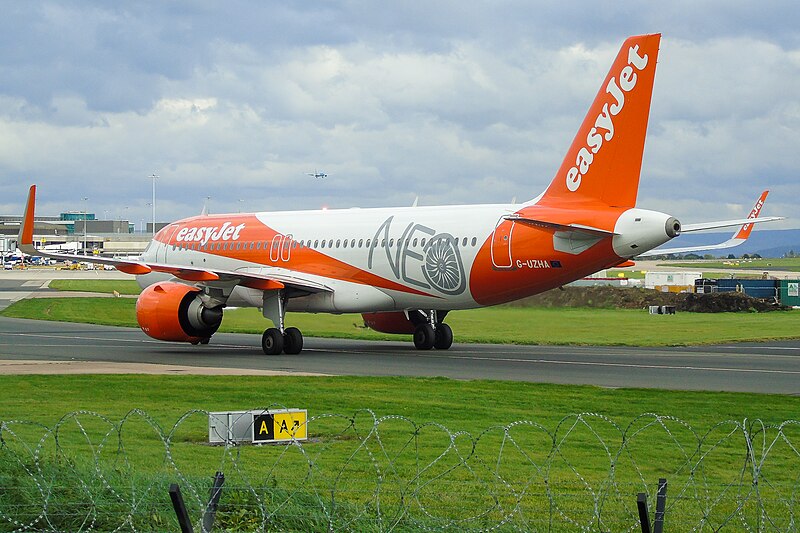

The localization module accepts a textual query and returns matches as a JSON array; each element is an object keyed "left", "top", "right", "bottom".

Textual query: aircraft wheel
[
  {"left": 262, "top": 328, "right": 284, "bottom": 355},
  {"left": 413, "top": 324, "right": 435, "bottom": 350},
  {"left": 283, "top": 327, "right": 304, "bottom": 355},
  {"left": 200, "top": 337, "right": 210, "bottom": 345},
  {"left": 434, "top": 323, "right": 453, "bottom": 350}
]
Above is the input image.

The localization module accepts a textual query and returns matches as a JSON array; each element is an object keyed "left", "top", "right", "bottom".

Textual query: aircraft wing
[
  {"left": 638, "top": 190, "right": 783, "bottom": 257},
  {"left": 17, "top": 185, "right": 332, "bottom": 294}
]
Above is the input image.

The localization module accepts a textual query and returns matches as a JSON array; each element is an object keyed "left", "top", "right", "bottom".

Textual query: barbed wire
[{"left": 1, "top": 409, "right": 798, "bottom": 532}]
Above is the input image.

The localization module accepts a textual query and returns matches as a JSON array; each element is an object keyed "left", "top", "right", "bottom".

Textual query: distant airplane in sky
[
  {"left": 307, "top": 170, "right": 327, "bottom": 179},
  {"left": 18, "top": 34, "right": 782, "bottom": 355}
]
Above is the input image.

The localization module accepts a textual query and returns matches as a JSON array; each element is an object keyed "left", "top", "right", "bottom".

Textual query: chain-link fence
[{"left": 1, "top": 409, "right": 798, "bottom": 531}]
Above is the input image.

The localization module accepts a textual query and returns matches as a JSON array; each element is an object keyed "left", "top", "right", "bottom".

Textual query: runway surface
[{"left": 2, "top": 315, "right": 800, "bottom": 394}]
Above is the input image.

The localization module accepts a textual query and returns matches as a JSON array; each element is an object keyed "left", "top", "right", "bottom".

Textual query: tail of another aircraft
[{"left": 539, "top": 33, "right": 661, "bottom": 209}]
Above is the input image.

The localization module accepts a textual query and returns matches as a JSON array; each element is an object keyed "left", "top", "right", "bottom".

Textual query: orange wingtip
[
  {"left": 20, "top": 185, "right": 36, "bottom": 245},
  {"left": 733, "top": 190, "right": 769, "bottom": 240}
]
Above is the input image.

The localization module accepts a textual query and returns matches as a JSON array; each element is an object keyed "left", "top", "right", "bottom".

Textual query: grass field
[
  {"left": 1, "top": 375, "right": 798, "bottom": 530},
  {"left": 48, "top": 278, "right": 143, "bottom": 295},
  {"left": 662, "top": 257, "right": 800, "bottom": 273}
]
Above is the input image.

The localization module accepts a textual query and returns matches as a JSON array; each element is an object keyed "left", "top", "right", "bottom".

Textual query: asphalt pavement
[{"left": 2, "top": 315, "right": 800, "bottom": 394}]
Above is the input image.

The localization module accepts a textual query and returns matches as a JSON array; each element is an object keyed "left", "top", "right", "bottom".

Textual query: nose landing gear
[{"left": 260, "top": 290, "right": 305, "bottom": 355}]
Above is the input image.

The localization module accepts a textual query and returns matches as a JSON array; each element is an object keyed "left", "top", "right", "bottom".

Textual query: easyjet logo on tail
[{"left": 566, "top": 45, "right": 650, "bottom": 192}]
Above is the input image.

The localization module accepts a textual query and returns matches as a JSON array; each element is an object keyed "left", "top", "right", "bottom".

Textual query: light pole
[
  {"left": 82, "top": 197, "right": 88, "bottom": 256},
  {"left": 148, "top": 173, "right": 159, "bottom": 236}
]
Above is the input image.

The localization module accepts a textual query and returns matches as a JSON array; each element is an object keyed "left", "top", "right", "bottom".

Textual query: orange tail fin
[{"left": 540, "top": 34, "right": 661, "bottom": 208}]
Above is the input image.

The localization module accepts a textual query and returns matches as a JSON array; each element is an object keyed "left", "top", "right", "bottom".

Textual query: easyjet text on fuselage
[{"left": 175, "top": 222, "right": 246, "bottom": 246}]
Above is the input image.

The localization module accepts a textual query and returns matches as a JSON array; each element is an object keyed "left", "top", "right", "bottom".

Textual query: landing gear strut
[
  {"left": 412, "top": 311, "right": 453, "bottom": 351},
  {"left": 261, "top": 290, "right": 305, "bottom": 355}
]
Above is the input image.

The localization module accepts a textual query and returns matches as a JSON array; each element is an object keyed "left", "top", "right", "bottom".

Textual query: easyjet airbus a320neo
[{"left": 18, "top": 34, "right": 782, "bottom": 355}]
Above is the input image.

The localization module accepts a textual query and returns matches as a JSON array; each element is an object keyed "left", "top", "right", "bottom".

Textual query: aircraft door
[
  {"left": 156, "top": 224, "right": 178, "bottom": 263},
  {"left": 491, "top": 218, "right": 514, "bottom": 269}
]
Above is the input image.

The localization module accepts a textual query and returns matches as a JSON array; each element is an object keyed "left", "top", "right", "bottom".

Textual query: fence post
[
  {"left": 169, "top": 483, "right": 194, "bottom": 533},
  {"left": 637, "top": 492, "right": 651, "bottom": 533},
  {"left": 654, "top": 478, "right": 667, "bottom": 533},
  {"left": 202, "top": 471, "right": 225, "bottom": 533}
]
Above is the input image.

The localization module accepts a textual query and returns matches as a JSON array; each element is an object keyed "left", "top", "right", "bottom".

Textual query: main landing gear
[
  {"left": 261, "top": 326, "right": 303, "bottom": 355},
  {"left": 412, "top": 311, "right": 453, "bottom": 351},
  {"left": 260, "top": 290, "right": 304, "bottom": 355}
]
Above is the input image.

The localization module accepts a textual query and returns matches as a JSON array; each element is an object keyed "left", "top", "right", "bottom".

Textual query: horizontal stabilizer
[
  {"left": 639, "top": 190, "right": 782, "bottom": 257},
  {"left": 680, "top": 216, "right": 783, "bottom": 233},
  {"left": 504, "top": 214, "right": 617, "bottom": 237}
]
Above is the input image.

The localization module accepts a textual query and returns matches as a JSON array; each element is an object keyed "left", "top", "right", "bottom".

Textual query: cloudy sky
[{"left": 1, "top": 1, "right": 797, "bottom": 229}]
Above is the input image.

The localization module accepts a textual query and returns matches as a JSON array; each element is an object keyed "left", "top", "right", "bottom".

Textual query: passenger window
[
  {"left": 471, "top": 237, "right": 477, "bottom": 246},
  {"left": 328, "top": 239, "right": 333, "bottom": 248},
  {"left": 350, "top": 239, "right": 355, "bottom": 248},
  {"left": 342, "top": 239, "right": 348, "bottom": 248},
  {"left": 358, "top": 239, "right": 364, "bottom": 248},
  {"left": 336, "top": 239, "right": 341, "bottom": 248},
  {"left": 389, "top": 238, "right": 394, "bottom": 247},
  {"left": 462, "top": 237, "right": 467, "bottom": 246},
  {"left": 314, "top": 240, "right": 319, "bottom": 248},
  {"left": 321, "top": 240, "right": 326, "bottom": 248},
  {"left": 421, "top": 238, "right": 427, "bottom": 247}
]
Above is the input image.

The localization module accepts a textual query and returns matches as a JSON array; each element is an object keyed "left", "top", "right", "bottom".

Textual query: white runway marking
[{"left": 4, "top": 331, "right": 800, "bottom": 377}]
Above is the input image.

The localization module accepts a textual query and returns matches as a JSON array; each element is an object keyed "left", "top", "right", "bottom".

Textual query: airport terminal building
[{"left": 1, "top": 211, "right": 165, "bottom": 258}]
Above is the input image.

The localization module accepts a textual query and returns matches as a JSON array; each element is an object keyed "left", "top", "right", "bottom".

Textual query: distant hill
[{"left": 648, "top": 228, "right": 800, "bottom": 258}]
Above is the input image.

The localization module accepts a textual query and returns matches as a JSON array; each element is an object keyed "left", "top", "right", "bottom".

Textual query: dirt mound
[{"left": 505, "top": 286, "right": 785, "bottom": 313}]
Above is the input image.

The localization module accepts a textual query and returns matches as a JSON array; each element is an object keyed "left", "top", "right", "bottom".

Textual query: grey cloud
[{"left": 1, "top": 2, "right": 799, "bottom": 227}]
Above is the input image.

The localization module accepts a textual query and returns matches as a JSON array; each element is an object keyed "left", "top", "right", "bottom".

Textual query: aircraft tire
[
  {"left": 434, "top": 323, "right": 453, "bottom": 350},
  {"left": 200, "top": 337, "right": 210, "bottom": 345},
  {"left": 262, "top": 328, "right": 284, "bottom": 355},
  {"left": 283, "top": 327, "right": 304, "bottom": 355},
  {"left": 413, "top": 324, "right": 435, "bottom": 350}
]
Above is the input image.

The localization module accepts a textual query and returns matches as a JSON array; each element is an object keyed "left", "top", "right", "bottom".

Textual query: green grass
[
  {"left": 1, "top": 375, "right": 799, "bottom": 531},
  {"left": 48, "top": 278, "right": 142, "bottom": 295},
  {"left": 4, "top": 296, "right": 800, "bottom": 346},
  {"left": 661, "top": 257, "right": 800, "bottom": 273}
]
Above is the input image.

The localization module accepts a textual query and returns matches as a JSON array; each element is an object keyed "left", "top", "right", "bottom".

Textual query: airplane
[
  {"left": 17, "top": 33, "right": 783, "bottom": 356},
  {"left": 307, "top": 170, "right": 327, "bottom": 179},
  {"left": 637, "top": 190, "right": 774, "bottom": 257}
]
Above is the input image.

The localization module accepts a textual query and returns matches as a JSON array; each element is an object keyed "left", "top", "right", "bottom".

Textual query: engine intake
[{"left": 136, "top": 282, "right": 223, "bottom": 343}]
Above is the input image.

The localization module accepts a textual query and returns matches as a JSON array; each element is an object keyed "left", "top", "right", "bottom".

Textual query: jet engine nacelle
[
  {"left": 136, "top": 282, "right": 223, "bottom": 343},
  {"left": 362, "top": 312, "right": 416, "bottom": 334}
]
